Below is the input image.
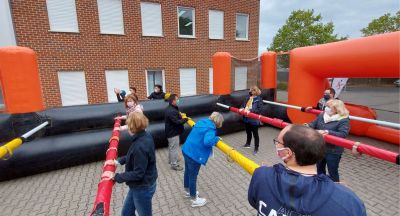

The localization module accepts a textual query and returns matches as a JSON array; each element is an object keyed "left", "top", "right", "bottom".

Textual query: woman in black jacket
[
  {"left": 306, "top": 99, "right": 350, "bottom": 182},
  {"left": 241, "top": 86, "right": 263, "bottom": 155},
  {"left": 102, "top": 112, "right": 157, "bottom": 216},
  {"left": 147, "top": 84, "right": 165, "bottom": 100}
]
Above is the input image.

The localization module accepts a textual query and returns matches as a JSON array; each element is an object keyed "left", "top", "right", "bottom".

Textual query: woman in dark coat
[
  {"left": 306, "top": 99, "right": 350, "bottom": 182},
  {"left": 241, "top": 86, "right": 263, "bottom": 155}
]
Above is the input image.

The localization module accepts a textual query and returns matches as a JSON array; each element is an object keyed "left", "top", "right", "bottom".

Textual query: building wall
[{"left": 11, "top": 0, "right": 259, "bottom": 108}]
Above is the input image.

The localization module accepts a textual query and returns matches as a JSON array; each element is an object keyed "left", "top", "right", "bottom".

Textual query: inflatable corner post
[
  {"left": 212, "top": 52, "right": 232, "bottom": 95},
  {"left": 0, "top": 46, "right": 44, "bottom": 113},
  {"left": 288, "top": 32, "right": 400, "bottom": 144},
  {"left": 260, "top": 51, "right": 277, "bottom": 92}
]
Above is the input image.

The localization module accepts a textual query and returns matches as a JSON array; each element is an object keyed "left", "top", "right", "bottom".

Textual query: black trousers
[{"left": 245, "top": 123, "right": 259, "bottom": 150}]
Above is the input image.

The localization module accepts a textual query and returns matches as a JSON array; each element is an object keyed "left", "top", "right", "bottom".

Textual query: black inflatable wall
[{"left": 0, "top": 89, "right": 288, "bottom": 181}]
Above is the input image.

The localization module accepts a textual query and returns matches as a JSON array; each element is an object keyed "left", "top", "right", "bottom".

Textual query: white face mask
[
  {"left": 127, "top": 101, "right": 135, "bottom": 107},
  {"left": 324, "top": 106, "right": 332, "bottom": 115},
  {"left": 276, "top": 147, "right": 290, "bottom": 162}
]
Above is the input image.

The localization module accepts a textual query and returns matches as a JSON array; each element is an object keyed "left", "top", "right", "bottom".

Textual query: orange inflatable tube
[
  {"left": 0, "top": 46, "right": 44, "bottom": 113},
  {"left": 288, "top": 32, "right": 400, "bottom": 144}
]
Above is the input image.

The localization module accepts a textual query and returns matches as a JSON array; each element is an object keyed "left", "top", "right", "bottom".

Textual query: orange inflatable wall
[
  {"left": 212, "top": 52, "right": 232, "bottom": 95},
  {"left": 288, "top": 32, "right": 399, "bottom": 144},
  {"left": 0, "top": 47, "right": 44, "bottom": 113}
]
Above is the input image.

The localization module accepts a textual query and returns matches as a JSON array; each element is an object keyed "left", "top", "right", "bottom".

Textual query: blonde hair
[
  {"left": 329, "top": 99, "right": 349, "bottom": 117},
  {"left": 209, "top": 112, "right": 224, "bottom": 128},
  {"left": 250, "top": 86, "right": 261, "bottom": 96},
  {"left": 126, "top": 112, "right": 149, "bottom": 133}
]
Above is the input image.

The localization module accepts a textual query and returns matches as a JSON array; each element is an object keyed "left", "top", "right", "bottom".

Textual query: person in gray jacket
[{"left": 306, "top": 99, "right": 350, "bottom": 182}]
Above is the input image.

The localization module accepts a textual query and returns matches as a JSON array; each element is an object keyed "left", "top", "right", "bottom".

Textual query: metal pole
[
  {"left": 21, "top": 121, "right": 49, "bottom": 139},
  {"left": 263, "top": 100, "right": 400, "bottom": 129}
]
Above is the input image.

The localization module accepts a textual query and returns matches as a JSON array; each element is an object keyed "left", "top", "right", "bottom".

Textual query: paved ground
[{"left": 0, "top": 86, "right": 399, "bottom": 216}]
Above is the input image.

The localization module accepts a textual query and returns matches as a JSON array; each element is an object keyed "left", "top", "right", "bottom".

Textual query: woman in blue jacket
[
  {"left": 102, "top": 112, "right": 157, "bottom": 216},
  {"left": 181, "top": 112, "right": 224, "bottom": 207},
  {"left": 306, "top": 99, "right": 350, "bottom": 182},
  {"left": 241, "top": 86, "right": 263, "bottom": 155}
]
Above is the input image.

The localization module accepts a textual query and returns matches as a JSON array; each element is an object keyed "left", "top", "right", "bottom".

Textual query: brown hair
[
  {"left": 126, "top": 112, "right": 149, "bottom": 133},
  {"left": 124, "top": 94, "right": 139, "bottom": 108},
  {"left": 250, "top": 86, "right": 261, "bottom": 96}
]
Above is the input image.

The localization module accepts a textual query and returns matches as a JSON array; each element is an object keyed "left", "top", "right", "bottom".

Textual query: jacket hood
[
  {"left": 195, "top": 118, "right": 216, "bottom": 129},
  {"left": 268, "top": 164, "right": 335, "bottom": 214}
]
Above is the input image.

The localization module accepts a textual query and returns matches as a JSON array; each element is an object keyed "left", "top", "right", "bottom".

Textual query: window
[
  {"left": 209, "top": 10, "right": 224, "bottom": 39},
  {"left": 140, "top": 2, "right": 163, "bottom": 37},
  {"left": 234, "top": 67, "right": 247, "bottom": 90},
  {"left": 236, "top": 13, "right": 249, "bottom": 40},
  {"left": 209, "top": 68, "right": 213, "bottom": 93},
  {"left": 105, "top": 70, "right": 129, "bottom": 102},
  {"left": 46, "top": 0, "right": 79, "bottom": 32},
  {"left": 58, "top": 71, "right": 88, "bottom": 106},
  {"left": 97, "top": 0, "right": 124, "bottom": 34},
  {"left": 146, "top": 70, "right": 165, "bottom": 96},
  {"left": 179, "top": 68, "right": 196, "bottom": 96},
  {"left": 178, "top": 7, "right": 195, "bottom": 38}
]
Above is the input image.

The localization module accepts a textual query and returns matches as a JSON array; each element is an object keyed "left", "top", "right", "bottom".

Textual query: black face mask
[
  {"left": 249, "top": 91, "right": 253, "bottom": 96},
  {"left": 323, "top": 94, "right": 330, "bottom": 100}
]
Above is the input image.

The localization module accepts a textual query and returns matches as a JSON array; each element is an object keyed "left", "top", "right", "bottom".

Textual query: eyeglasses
[{"left": 273, "top": 138, "right": 283, "bottom": 146}]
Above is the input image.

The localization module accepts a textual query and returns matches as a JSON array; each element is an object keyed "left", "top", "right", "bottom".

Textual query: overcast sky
[{"left": 258, "top": 0, "right": 399, "bottom": 54}]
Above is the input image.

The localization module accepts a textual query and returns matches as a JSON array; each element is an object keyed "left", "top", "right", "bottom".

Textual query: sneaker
[
  {"left": 191, "top": 197, "right": 207, "bottom": 207},
  {"left": 184, "top": 191, "right": 199, "bottom": 198},
  {"left": 253, "top": 150, "right": 258, "bottom": 155},
  {"left": 171, "top": 165, "right": 183, "bottom": 171},
  {"left": 243, "top": 144, "right": 251, "bottom": 148}
]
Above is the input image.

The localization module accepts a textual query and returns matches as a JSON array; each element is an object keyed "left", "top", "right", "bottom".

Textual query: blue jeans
[
  {"left": 317, "top": 153, "right": 342, "bottom": 182},
  {"left": 183, "top": 153, "right": 201, "bottom": 198},
  {"left": 121, "top": 182, "right": 156, "bottom": 216}
]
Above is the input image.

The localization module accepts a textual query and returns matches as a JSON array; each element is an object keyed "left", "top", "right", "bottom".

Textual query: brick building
[{"left": 2, "top": 0, "right": 259, "bottom": 108}]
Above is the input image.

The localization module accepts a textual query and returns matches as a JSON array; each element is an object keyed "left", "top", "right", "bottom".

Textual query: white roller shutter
[
  {"left": 140, "top": 2, "right": 163, "bottom": 36},
  {"left": 97, "top": 0, "right": 124, "bottom": 34},
  {"left": 58, "top": 71, "right": 88, "bottom": 106},
  {"left": 235, "top": 67, "right": 247, "bottom": 90},
  {"left": 209, "top": 10, "right": 224, "bottom": 39},
  {"left": 209, "top": 68, "right": 213, "bottom": 93},
  {"left": 46, "top": 0, "right": 79, "bottom": 32},
  {"left": 105, "top": 70, "right": 129, "bottom": 102},
  {"left": 180, "top": 68, "right": 196, "bottom": 96}
]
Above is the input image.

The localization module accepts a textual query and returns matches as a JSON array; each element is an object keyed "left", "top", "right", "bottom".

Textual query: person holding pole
[
  {"left": 181, "top": 112, "right": 224, "bottom": 207},
  {"left": 241, "top": 86, "right": 263, "bottom": 155},
  {"left": 306, "top": 88, "right": 336, "bottom": 111},
  {"left": 248, "top": 125, "right": 366, "bottom": 216},
  {"left": 305, "top": 99, "right": 350, "bottom": 182}
]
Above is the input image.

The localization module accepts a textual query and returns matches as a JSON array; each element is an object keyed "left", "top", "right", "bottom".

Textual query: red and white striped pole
[
  {"left": 216, "top": 103, "right": 399, "bottom": 165},
  {"left": 90, "top": 118, "right": 122, "bottom": 216}
]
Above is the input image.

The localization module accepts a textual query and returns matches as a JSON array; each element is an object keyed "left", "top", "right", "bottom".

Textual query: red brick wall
[{"left": 11, "top": 0, "right": 259, "bottom": 108}]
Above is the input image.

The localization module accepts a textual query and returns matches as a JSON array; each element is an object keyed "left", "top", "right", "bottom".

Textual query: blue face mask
[{"left": 176, "top": 99, "right": 180, "bottom": 105}]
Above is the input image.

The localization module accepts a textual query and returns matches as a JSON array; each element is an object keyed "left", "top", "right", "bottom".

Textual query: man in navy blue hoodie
[{"left": 248, "top": 125, "right": 366, "bottom": 216}]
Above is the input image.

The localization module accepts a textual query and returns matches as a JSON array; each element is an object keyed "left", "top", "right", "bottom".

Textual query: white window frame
[
  {"left": 208, "top": 10, "right": 224, "bottom": 40},
  {"left": 177, "top": 6, "right": 196, "bottom": 38},
  {"left": 46, "top": 0, "right": 79, "bottom": 33},
  {"left": 105, "top": 70, "right": 129, "bottom": 103},
  {"left": 209, "top": 68, "right": 213, "bottom": 94},
  {"left": 57, "top": 71, "right": 88, "bottom": 106},
  {"left": 235, "top": 13, "right": 249, "bottom": 41},
  {"left": 234, "top": 66, "right": 248, "bottom": 90},
  {"left": 145, "top": 69, "right": 166, "bottom": 97},
  {"left": 140, "top": 2, "right": 163, "bottom": 37},
  {"left": 179, "top": 68, "right": 197, "bottom": 97},
  {"left": 97, "top": 0, "right": 125, "bottom": 35}
]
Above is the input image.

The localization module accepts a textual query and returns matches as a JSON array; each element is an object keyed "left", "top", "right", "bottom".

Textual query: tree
[
  {"left": 361, "top": 11, "right": 400, "bottom": 36},
  {"left": 269, "top": 9, "right": 346, "bottom": 68}
]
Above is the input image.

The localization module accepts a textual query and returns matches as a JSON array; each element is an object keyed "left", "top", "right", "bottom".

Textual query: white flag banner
[{"left": 331, "top": 78, "right": 348, "bottom": 98}]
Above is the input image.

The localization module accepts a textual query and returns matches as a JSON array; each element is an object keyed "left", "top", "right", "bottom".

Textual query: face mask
[
  {"left": 276, "top": 147, "right": 290, "bottom": 162},
  {"left": 154, "top": 88, "right": 160, "bottom": 93},
  {"left": 323, "top": 94, "right": 330, "bottom": 100},
  {"left": 249, "top": 91, "right": 253, "bottom": 96},
  {"left": 176, "top": 99, "right": 180, "bottom": 105},
  {"left": 324, "top": 106, "right": 332, "bottom": 115},
  {"left": 127, "top": 102, "right": 135, "bottom": 107}
]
